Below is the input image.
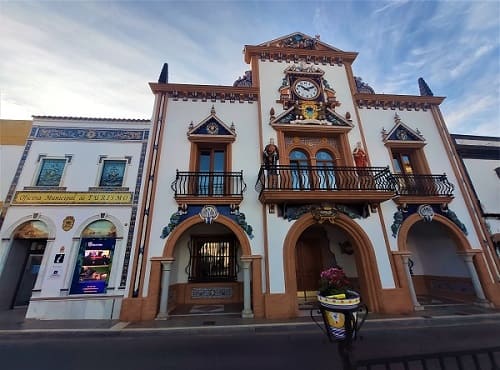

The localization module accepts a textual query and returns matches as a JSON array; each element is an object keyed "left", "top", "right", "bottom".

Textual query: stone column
[
  {"left": 460, "top": 253, "right": 489, "bottom": 306},
  {"left": 157, "top": 259, "right": 174, "bottom": 319},
  {"left": 402, "top": 254, "right": 423, "bottom": 311},
  {"left": 241, "top": 258, "right": 254, "bottom": 318}
]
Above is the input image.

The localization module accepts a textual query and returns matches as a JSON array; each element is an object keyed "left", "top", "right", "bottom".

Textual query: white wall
[
  {"left": 142, "top": 99, "right": 264, "bottom": 295},
  {"left": 407, "top": 220, "right": 469, "bottom": 277},
  {"left": 463, "top": 158, "right": 500, "bottom": 216}
]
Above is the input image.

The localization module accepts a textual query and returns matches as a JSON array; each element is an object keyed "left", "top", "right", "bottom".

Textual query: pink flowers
[{"left": 319, "top": 266, "right": 351, "bottom": 296}]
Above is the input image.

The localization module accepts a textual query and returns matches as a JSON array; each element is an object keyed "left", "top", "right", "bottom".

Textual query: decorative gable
[
  {"left": 188, "top": 106, "right": 236, "bottom": 140},
  {"left": 383, "top": 114, "right": 425, "bottom": 143},
  {"left": 259, "top": 32, "right": 342, "bottom": 52}
]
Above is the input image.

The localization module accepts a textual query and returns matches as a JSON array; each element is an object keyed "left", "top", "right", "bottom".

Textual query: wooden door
[{"left": 296, "top": 237, "right": 323, "bottom": 292}]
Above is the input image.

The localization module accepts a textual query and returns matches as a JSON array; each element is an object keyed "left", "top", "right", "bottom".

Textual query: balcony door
[
  {"left": 392, "top": 151, "right": 422, "bottom": 195},
  {"left": 316, "top": 150, "right": 336, "bottom": 189},
  {"left": 290, "top": 150, "right": 310, "bottom": 189},
  {"left": 392, "top": 152, "right": 415, "bottom": 175},
  {"left": 198, "top": 147, "right": 226, "bottom": 195}
]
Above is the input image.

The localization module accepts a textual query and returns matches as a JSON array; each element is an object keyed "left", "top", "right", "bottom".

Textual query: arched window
[
  {"left": 316, "top": 150, "right": 336, "bottom": 189},
  {"left": 289, "top": 150, "right": 310, "bottom": 189},
  {"left": 70, "top": 220, "right": 117, "bottom": 295}
]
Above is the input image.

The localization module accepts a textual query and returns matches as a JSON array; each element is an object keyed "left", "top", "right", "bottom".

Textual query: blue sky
[{"left": 1, "top": 0, "right": 499, "bottom": 136}]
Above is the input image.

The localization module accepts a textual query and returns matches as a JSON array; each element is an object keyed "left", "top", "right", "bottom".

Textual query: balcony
[
  {"left": 255, "top": 165, "right": 396, "bottom": 204},
  {"left": 171, "top": 171, "right": 246, "bottom": 205},
  {"left": 392, "top": 174, "right": 454, "bottom": 204}
]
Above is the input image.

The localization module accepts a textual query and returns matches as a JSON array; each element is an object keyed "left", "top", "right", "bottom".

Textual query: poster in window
[
  {"left": 99, "top": 160, "right": 125, "bottom": 187},
  {"left": 70, "top": 238, "right": 115, "bottom": 294},
  {"left": 36, "top": 158, "right": 66, "bottom": 186}
]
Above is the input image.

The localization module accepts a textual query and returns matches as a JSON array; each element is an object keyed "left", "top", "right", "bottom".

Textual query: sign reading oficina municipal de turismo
[{"left": 12, "top": 191, "right": 132, "bottom": 204}]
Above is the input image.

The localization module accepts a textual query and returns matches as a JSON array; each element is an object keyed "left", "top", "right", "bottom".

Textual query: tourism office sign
[{"left": 13, "top": 191, "right": 132, "bottom": 205}]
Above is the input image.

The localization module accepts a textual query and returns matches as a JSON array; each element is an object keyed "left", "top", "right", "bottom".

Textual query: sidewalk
[{"left": 1, "top": 303, "right": 499, "bottom": 335}]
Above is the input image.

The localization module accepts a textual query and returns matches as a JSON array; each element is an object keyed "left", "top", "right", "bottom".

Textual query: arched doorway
[
  {"left": 165, "top": 221, "right": 245, "bottom": 315},
  {"left": 295, "top": 224, "right": 359, "bottom": 309},
  {"left": 0, "top": 220, "right": 48, "bottom": 309},
  {"left": 406, "top": 219, "right": 478, "bottom": 305},
  {"left": 284, "top": 213, "right": 383, "bottom": 314},
  {"left": 69, "top": 220, "right": 117, "bottom": 295},
  {"left": 149, "top": 214, "right": 259, "bottom": 320}
]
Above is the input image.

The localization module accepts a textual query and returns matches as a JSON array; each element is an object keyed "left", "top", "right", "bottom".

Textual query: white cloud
[
  {"left": 372, "top": 0, "right": 410, "bottom": 14},
  {"left": 443, "top": 95, "right": 497, "bottom": 131}
]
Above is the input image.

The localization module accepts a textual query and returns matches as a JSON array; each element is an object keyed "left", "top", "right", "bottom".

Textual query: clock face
[{"left": 293, "top": 79, "right": 320, "bottom": 100}]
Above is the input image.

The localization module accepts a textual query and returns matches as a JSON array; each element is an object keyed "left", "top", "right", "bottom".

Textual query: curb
[{"left": 0, "top": 312, "right": 499, "bottom": 337}]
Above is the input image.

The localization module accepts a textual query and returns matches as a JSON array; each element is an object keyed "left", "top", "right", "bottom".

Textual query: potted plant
[{"left": 317, "top": 266, "right": 361, "bottom": 340}]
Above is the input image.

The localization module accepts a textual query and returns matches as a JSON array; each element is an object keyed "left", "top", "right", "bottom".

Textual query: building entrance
[
  {"left": 295, "top": 226, "right": 336, "bottom": 306},
  {"left": 0, "top": 239, "right": 46, "bottom": 309},
  {"left": 13, "top": 241, "right": 46, "bottom": 307}
]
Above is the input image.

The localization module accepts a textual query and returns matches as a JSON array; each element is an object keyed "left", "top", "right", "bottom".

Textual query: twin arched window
[{"left": 289, "top": 150, "right": 336, "bottom": 189}]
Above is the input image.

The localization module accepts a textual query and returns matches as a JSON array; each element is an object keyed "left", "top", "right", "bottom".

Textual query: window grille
[{"left": 188, "top": 237, "right": 238, "bottom": 282}]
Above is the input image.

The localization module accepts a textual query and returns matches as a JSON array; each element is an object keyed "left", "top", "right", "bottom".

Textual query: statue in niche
[{"left": 353, "top": 142, "right": 368, "bottom": 167}]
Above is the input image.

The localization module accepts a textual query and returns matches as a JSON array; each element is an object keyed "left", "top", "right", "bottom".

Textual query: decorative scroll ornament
[
  {"left": 199, "top": 205, "right": 219, "bottom": 224},
  {"left": 418, "top": 204, "right": 435, "bottom": 222},
  {"left": 160, "top": 205, "right": 188, "bottom": 239},
  {"left": 391, "top": 208, "right": 405, "bottom": 238},
  {"left": 441, "top": 205, "right": 468, "bottom": 235},
  {"left": 311, "top": 205, "right": 338, "bottom": 224}
]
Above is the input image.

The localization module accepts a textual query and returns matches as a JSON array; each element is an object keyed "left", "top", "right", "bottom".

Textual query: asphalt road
[{"left": 1, "top": 320, "right": 499, "bottom": 370}]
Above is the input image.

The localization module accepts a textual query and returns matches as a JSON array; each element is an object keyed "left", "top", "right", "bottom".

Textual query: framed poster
[{"left": 70, "top": 238, "right": 115, "bottom": 294}]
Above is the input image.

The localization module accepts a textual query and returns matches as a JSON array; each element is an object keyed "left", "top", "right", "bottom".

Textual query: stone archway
[
  {"left": 162, "top": 214, "right": 252, "bottom": 258},
  {"left": 283, "top": 212, "right": 383, "bottom": 314},
  {"left": 144, "top": 214, "right": 261, "bottom": 319},
  {"left": 397, "top": 213, "right": 492, "bottom": 307}
]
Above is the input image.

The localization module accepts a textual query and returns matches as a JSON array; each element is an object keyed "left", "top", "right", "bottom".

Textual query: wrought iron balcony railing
[
  {"left": 392, "top": 173, "right": 454, "bottom": 197},
  {"left": 255, "top": 165, "right": 396, "bottom": 194},
  {"left": 171, "top": 170, "right": 246, "bottom": 197}
]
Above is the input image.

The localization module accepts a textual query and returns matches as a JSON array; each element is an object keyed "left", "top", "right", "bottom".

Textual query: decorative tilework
[
  {"left": 32, "top": 127, "right": 148, "bottom": 141},
  {"left": 120, "top": 140, "right": 148, "bottom": 288}
]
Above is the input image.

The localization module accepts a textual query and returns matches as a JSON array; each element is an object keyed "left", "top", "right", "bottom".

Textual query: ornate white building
[{"left": 119, "top": 33, "right": 500, "bottom": 321}]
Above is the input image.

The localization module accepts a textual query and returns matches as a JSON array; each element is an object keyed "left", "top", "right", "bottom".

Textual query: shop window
[
  {"left": 35, "top": 157, "right": 69, "bottom": 187},
  {"left": 99, "top": 159, "right": 127, "bottom": 187},
  {"left": 70, "top": 220, "right": 117, "bottom": 295},
  {"left": 188, "top": 236, "right": 237, "bottom": 282}
]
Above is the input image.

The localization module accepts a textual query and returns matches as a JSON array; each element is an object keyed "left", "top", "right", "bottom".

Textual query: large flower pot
[{"left": 317, "top": 290, "right": 361, "bottom": 340}]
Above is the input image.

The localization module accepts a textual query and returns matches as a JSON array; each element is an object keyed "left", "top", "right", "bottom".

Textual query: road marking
[{"left": 111, "top": 321, "right": 130, "bottom": 331}]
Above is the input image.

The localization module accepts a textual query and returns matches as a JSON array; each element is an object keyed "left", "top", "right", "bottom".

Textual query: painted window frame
[
  {"left": 32, "top": 155, "right": 72, "bottom": 187},
  {"left": 96, "top": 156, "right": 131, "bottom": 188}
]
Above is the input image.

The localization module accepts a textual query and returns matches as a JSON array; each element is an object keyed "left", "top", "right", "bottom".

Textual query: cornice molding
[
  {"left": 355, "top": 93, "right": 445, "bottom": 111},
  {"left": 149, "top": 83, "right": 259, "bottom": 103},
  {"left": 243, "top": 45, "right": 358, "bottom": 65}
]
